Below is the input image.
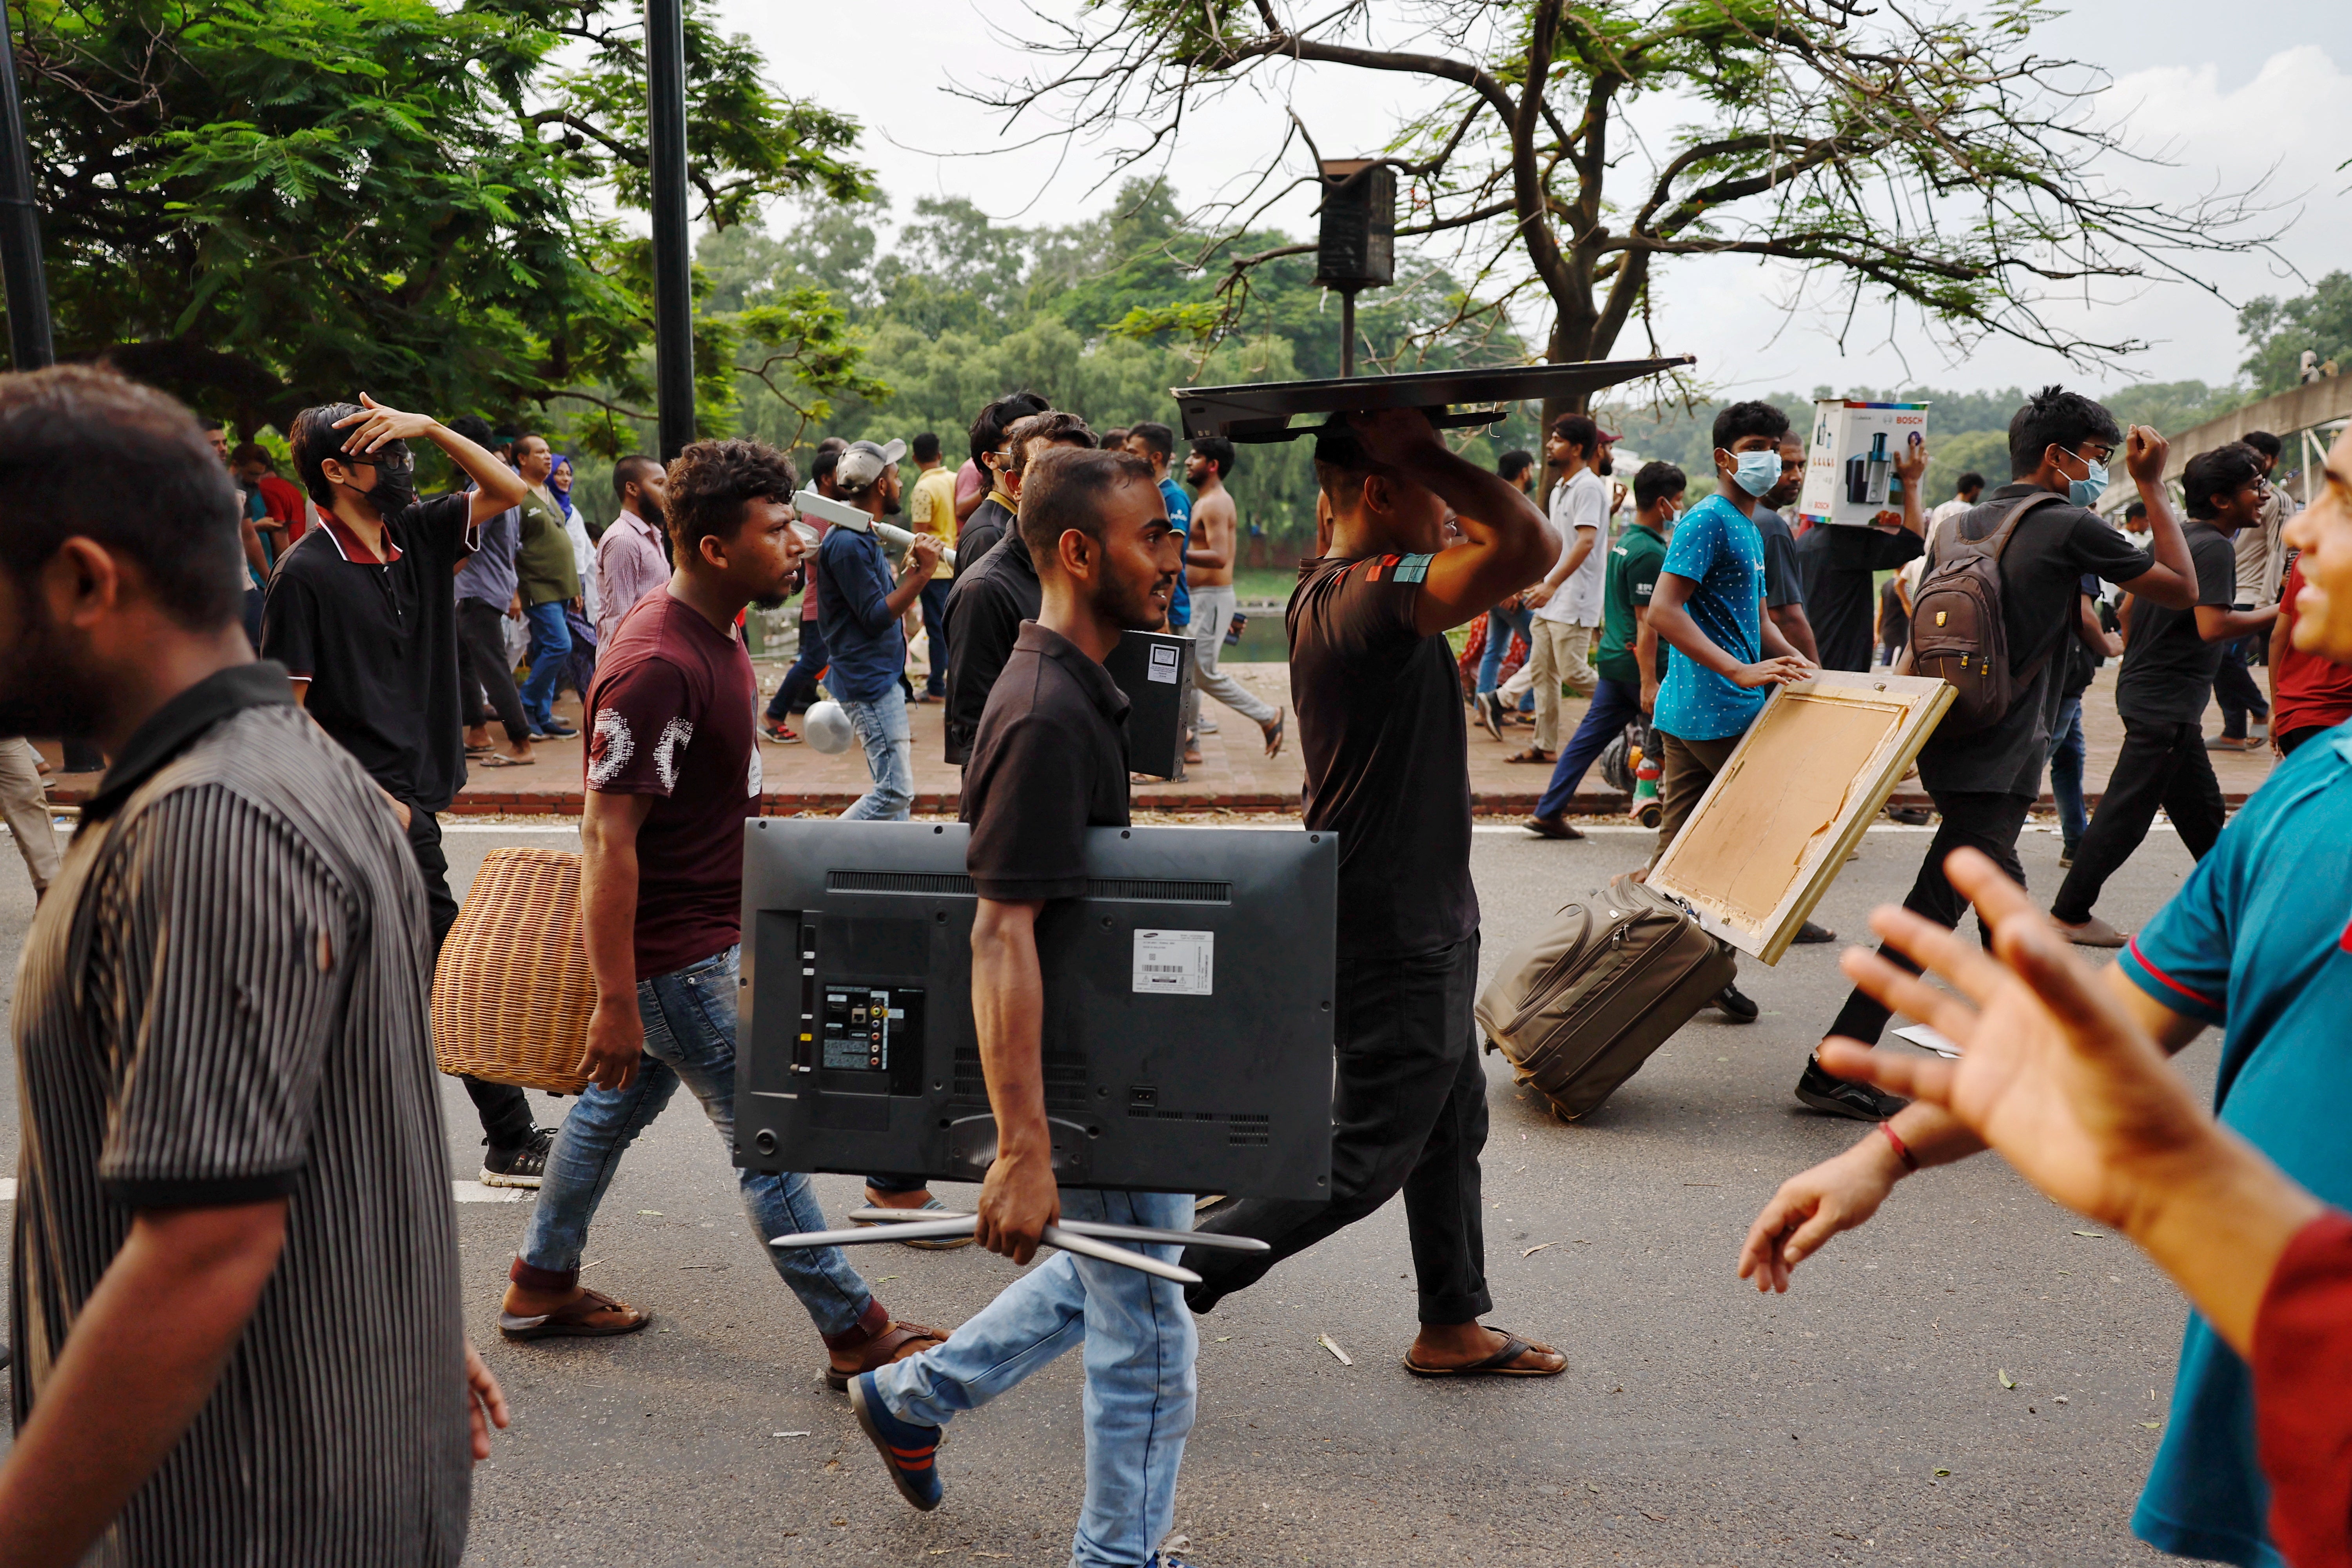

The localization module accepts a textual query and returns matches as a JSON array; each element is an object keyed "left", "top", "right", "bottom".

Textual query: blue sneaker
[{"left": 849, "top": 1372, "right": 942, "bottom": 1511}]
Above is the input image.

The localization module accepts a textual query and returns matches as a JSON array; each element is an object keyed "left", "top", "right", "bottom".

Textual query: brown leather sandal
[
  {"left": 1503, "top": 748, "right": 1556, "bottom": 765},
  {"left": 498, "top": 1286, "right": 651, "bottom": 1342},
  {"left": 826, "top": 1320, "right": 950, "bottom": 1392}
]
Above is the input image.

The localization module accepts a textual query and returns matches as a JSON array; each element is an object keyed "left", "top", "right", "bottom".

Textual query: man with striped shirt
[{"left": 0, "top": 366, "right": 507, "bottom": 1564}]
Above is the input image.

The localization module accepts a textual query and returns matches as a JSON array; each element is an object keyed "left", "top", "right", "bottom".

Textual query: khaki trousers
[
  {"left": 0, "top": 738, "right": 60, "bottom": 894},
  {"left": 1498, "top": 620, "right": 1599, "bottom": 751},
  {"left": 1649, "top": 730, "right": 1742, "bottom": 871}
]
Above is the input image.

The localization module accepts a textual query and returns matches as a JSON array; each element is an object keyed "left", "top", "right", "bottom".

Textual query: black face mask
[{"left": 344, "top": 440, "right": 416, "bottom": 514}]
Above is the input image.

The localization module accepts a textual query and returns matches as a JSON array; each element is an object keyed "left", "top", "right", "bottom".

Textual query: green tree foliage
[
  {"left": 2238, "top": 273, "right": 2352, "bottom": 397},
  {"left": 979, "top": 0, "right": 2281, "bottom": 426},
  {"left": 6, "top": 0, "right": 875, "bottom": 443}
]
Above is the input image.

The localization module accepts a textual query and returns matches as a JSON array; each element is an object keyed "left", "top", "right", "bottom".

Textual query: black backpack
[{"left": 1907, "top": 492, "right": 2065, "bottom": 736}]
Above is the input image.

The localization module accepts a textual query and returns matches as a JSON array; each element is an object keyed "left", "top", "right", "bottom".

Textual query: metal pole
[
  {"left": 1340, "top": 289, "right": 1356, "bottom": 378},
  {"left": 644, "top": 0, "right": 693, "bottom": 460},
  {"left": 0, "top": 0, "right": 56, "bottom": 371}
]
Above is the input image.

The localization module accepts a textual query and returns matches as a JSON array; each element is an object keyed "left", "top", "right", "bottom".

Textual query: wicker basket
[{"left": 432, "top": 847, "right": 597, "bottom": 1094}]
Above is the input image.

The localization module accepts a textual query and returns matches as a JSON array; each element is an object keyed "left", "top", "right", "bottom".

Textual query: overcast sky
[{"left": 720, "top": 0, "right": 2347, "bottom": 401}]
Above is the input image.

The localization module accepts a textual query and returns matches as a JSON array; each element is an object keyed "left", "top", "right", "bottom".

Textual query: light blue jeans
[
  {"left": 517, "top": 945, "right": 875, "bottom": 1339},
  {"left": 519, "top": 598, "right": 572, "bottom": 730},
  {"left": 875, "top": 1189, "right": 1198, "bottom": 1568},
  {"left": 839, "top": 685, "right": 914, "bottom": 820}
]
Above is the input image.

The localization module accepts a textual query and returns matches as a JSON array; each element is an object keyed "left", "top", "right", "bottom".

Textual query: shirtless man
[{"left": 1181, "top": 437, "right": 1285, "bottom": 755}]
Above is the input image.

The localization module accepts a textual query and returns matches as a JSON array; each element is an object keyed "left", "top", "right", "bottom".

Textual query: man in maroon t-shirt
[{"left": 501, "top": 437, "right": 946, "bottom": 1389}]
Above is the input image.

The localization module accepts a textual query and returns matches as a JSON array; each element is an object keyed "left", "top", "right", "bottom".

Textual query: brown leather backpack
[{"left": 1906, "top": 491, "right": 2065, "bottom": 736}]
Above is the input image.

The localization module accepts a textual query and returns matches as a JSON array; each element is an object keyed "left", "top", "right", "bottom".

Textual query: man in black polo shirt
[
  {"left": 2049, "top": 442, "right": 2277, "bottom": 944},
  {"left": 1184, "top": 407, "right": 1567, "bottom": 1380},
  {"left": 263, "top": 394, "right": 554, "bottom": 1184},
  {"left": 940, "top": 410, "right": 1096, "bottom": 764},
  {"left": 1808, "top": 388, "right": 2202, "bottom": 1117},
  {"left": 851, "top": 446, "right": 1201, "bottom": 1568}
]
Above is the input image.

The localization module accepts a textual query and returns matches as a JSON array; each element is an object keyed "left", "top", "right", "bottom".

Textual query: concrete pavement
[{"left": 0, "top": 818, "right": 2214, "bottom": 1565}]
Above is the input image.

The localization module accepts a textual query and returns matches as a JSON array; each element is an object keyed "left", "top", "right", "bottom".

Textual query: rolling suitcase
[{"left": 1475, "top": 876, "right": 1735, "bottom": 1122}]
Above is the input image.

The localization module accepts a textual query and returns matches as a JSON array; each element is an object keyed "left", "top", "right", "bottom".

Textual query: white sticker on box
[
  {"left": 1147, "top": 644, "right": 1181, "bottom": 684},
  {"left": 1132, "top": 929, "right": 1214, "bottom": 995}
]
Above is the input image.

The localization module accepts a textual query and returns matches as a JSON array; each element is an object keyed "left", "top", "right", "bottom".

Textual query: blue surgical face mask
[
  {"left": 2063, "top": 450, "right": 2110, "bottom": 510},
  {"left": 1726, "top": 448, "right": 1781, "bottom": 498}
]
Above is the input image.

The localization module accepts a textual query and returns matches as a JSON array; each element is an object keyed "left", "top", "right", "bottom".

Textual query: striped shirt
[{"left": 10, "top": 662, "right": 470, "bottom": 1565}]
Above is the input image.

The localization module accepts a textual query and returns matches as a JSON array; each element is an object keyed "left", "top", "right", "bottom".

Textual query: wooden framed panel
[{"left": 1647, "top": 671, "right": 1954, "bottom": 964}]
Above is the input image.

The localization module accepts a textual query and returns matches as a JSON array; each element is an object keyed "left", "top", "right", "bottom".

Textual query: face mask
[
  {"left": 2062, "top": 450, "right": 2109, "bottom": 509},
  {"left": 1726, "top": 448, "right": 1781, "bottom": 498},
  {"left": 343, "top": 441, "right": 416, "bottom": 514}
]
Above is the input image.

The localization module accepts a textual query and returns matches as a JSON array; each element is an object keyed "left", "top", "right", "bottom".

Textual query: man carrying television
[
  {"left": 1181, "top": 407, "right": 1569, "bottom": 1380},
  {"left": 847, "top": 445, "right": 1204, "bottom": 1568}
]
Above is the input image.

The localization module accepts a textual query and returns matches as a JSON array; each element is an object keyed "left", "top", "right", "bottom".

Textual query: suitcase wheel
[{"left": 1637, "top": 801, "right": 1662, "bottom": 829}]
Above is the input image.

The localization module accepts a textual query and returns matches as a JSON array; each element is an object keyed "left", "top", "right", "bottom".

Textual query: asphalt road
[{"left": 0, "top": 815, "right": 2221, "bottom": 1567}]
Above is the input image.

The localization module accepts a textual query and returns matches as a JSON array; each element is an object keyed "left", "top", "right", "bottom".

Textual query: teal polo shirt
[{"left": 2119, "top": 720, "right": 2352, "bottom": 1568}]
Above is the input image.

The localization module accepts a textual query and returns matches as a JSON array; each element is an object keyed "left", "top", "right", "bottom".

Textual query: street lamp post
[
  {"left": 644, "top": 0, "right": 693, "bottom": 460},
  {"left": 0, "top": 0, "right": 56, "bottom": 371}
]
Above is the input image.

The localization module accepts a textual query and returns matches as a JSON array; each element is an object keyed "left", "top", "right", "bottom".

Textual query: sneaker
[
  {"left": 2058, "top": 842, "right": 2077, "bottom": 869},
  {"left": 1196, "top": 719, "right": 1220, "bottom": 734},
  {"left": 1476, "top": 691, "right": 1506, "bottom": 742},
  {"left": 1712, "top": 982, "right": 1760, "bottom": 1023},
  {"left": 538, "top": 720, "right": 579, "bottom": 739},
  {"left": 1794, "top": 1055, "right": 1909, "bottom": 1121},
  {"left": 480, "top": 1125, "right": 556, "bottom": 1189},
  {"left": 2053, "top": 913, "right": 2128, "bottom": 948},
  {"left": 849, "top": 1372, "right": 944, "bottom": 1512}
]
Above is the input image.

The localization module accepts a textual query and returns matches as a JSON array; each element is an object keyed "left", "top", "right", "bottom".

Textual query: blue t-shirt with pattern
[{"left": 1653, "top": 493, "right": 1767, "bottom": 742}]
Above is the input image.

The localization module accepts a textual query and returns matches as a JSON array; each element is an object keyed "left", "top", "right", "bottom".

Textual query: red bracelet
[{"left": 1879, "top": 1119, "right": 1919, "bottom": 1172}]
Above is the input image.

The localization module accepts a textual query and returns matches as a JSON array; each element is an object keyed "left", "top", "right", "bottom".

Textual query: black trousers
[
  {"left": 456, "top": 597, "right": 532, "bottom": 747},
  {"left": 406, "top": 807, "right": 537, "bottom": 1150},
  {"left": 768, "top": 617, "right": 828, "bottom": 719},
  {"left": 2051, "top": 718, "right": 2225, "bottom": 925},
  {"left": 1185, "top": 933, "right": 1492, "bottom": 1325},
  {"left": 1826, "top": 791, "right": 2033, "bottom": 1045},
  {"left": 2213, "top": 629, "right": 2270, "bottom": 738}
]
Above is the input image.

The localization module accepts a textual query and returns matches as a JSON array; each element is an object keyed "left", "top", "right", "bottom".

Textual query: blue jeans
[
  {"left": 918, "top": 578, "right": 951, "bottom": 697},
  {"left": 1477, "top": 605, "right": 1534, "bottom": 693},
  {"left": 519, "top": 599, "right": 572, "bottom": 729},
  {"left": 517, "top": 945, "right": 875, "bottom": 1339},
  {"left": 839, "top": 685, "right": 913, "bottom": 820},
  {"left": 1535, "top": 676, "right": 1645, "bottom": 820},
  {"left": 2049, "top": 694, "right": 2088, "bottom": 849},
  {"left": 875, "top": 1188, "right": 1197, "bottom": 1568},
  {"left": 768, "top": 616, "right": 828, "bottom": 719}
]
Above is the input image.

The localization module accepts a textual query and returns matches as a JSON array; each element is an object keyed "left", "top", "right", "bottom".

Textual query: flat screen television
[{"left": 734, "top": 820, "right": 1338, "bottom": 1201}]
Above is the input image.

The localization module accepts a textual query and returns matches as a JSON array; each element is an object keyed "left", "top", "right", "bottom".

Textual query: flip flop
[
  {"left": 1401, "top": 1327, "right": 1566, "bottom": 1378},
  {"left": 1503, "top": 748, "right": 1555, "bottom": 765},
  {"left": 1261, "top": 710, "right": 1286, "bottom": 757},
  {"left": 826, "top": 1320, "right": 951, "bottom": 1392},
  {"left": 475, "top": 752, "right": 535, "bottom": 768},
  {"left": 498, "top": 1286, "right": 650, "bottom": 1342}
]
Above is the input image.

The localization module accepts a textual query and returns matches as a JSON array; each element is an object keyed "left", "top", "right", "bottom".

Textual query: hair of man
[
  {"left": 666, "top": 438, "right": 799, "bottom": 560},
  {"left": 0, "top": 367, "right": 246, "bottom": 632},
  {"left": 1127, "top": 421, "right": 1176, "bottom": 464},
  {"left": 1711, "top": 400, "right": 1791, "bottom": 452},
  {"left": 1496, "top": 448, "right": 1534, "bottom": 481},
  {"left": 1018, "top": 445, "right": 1157, "bottom": 561},
  {"left": 1190, "top": 435, "right": 1238, "bottom": 480},
  {"left": 289, "top": 402, "right": 374, "bottom": 508},
  {"left": 226, "top": 442, "right": 273, "bottom": 471},
  {"left": 1633, "top": 460, "right": 1688, "bottom": 514},
  {"left": 2125, "top": 499, "right": 2149, "bottom": 519},
  {"left": 1956, "top": 472, "right": 1985, "bottom": 495},
  {"left": 1550, "top": 413, "right": 1600, "bottom": 457},
  {"left": 1099, "top": 426, "right": 1129, "bottom": 451},
  {"left": 815, "top": 436, "right": 847, "bottom": 456},
  {"left": 911, "top": 430, "right": 941, "bottom": 464},
  {"left": 969, "top": 390, "right": 1051, "bottom": 467},
  {"left": 2183, "top": 443, "right": 2267, "bottom": 521},
  {"left": 612, "top": 454, "right": 663, "bottom": 501},
  {"left": 809, "top": 447, "right": 840, "bottom": 484},
  {"left": 2243, "top": 430, "right": 2283, "bottom": 463},
  {"left": 1005, "top": 411, "right": 1096, "bottom": 474},
  {"left": 2006, "top": 385, "right": 2122, "bottom": 477}
]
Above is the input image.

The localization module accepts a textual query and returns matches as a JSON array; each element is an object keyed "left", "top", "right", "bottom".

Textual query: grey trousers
[
  {"left": 0, "top": 738, "right": 61, "bottom": 894},
  {"left": 1183, "top": 584, "right": 1276, "bottom": 730}
]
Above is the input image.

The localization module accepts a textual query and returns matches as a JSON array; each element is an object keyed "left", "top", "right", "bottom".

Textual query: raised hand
[
  {"left": 2123, "top": 425, "right": 2169, "bottom": 486},
  {"left": 330, "top": 392, "right": 439, "bottom": 456}
]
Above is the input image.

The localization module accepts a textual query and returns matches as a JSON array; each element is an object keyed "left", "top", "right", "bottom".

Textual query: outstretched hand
[
  {"left": 331, "top": 392, "right": 439, "bottom": 456},
  {"left": 1814, "top": 848, "right": 2210, "bottom": 1233}
]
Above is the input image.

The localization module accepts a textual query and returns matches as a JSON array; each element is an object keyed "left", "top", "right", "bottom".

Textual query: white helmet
[{"left": 803, "top": 700, "right": 855, "bottom": 755}]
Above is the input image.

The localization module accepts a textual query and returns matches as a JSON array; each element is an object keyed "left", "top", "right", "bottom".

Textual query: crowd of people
[{"left": 3, "top": 354, "right": 2351, "bottom": 1568}]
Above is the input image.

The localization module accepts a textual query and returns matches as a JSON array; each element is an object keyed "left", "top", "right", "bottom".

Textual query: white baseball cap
[{"left": 835, "top": 438, "right": 907, "bottom": 491}]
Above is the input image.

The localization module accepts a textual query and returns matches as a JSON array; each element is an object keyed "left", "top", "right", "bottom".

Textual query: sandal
[
  {"left": 1261, "top": 710, "right": 1286, "bottom": 758},
  {"left": 1503, "top": 748, "right": 1556, "bottom": 764},
  {"left": 498, "top": 1286, "right": 651, "bottom": 1342},
  {"left": 826, "top": 1320, "right": 949, "bottom": 1392},
  {"left": 855, "top": 1195, "right": 976, "bottom": 1250},
  {"left": 475, "top": 751, "right": 535, "bottom": 768},
  {"left": 1401, "top": 1327, "right": 1566, "bottom": 1378}
]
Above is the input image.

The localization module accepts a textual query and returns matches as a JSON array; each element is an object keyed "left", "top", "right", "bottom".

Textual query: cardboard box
[{"left": 1799, "top": 399, "right": 1928, "bottom": 527}]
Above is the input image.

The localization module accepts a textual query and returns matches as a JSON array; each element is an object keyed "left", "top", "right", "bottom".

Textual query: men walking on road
[
  {"left": 0, "top": 366, "right": 508, "bottom": 1564},
  {"left": 1481, "top": 415, "right": 1608, "bottom": 762},
  {"left": 817, "top": 439, "right": 943, "bottom": 820},
  {"left": 1182, "top": 436, "right": 1285, "bottom": 755},
  {"left": 512, "top": 434, "right": 580, "bottom": 739},
  {"left": 502, "top": 436, "right": 946, "bottom": 1386},
  {"left": 908, "top": 432, "right": 959, "bottom": 702},
  {"left": 595, "top": 455, "right": 671, "bottom": 649},
  {"left": 267, "top": 393, "right": 556, "bottom": 1185},
  {"left": 448, "top": 414, "right": 537, "bottom": 773}
]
